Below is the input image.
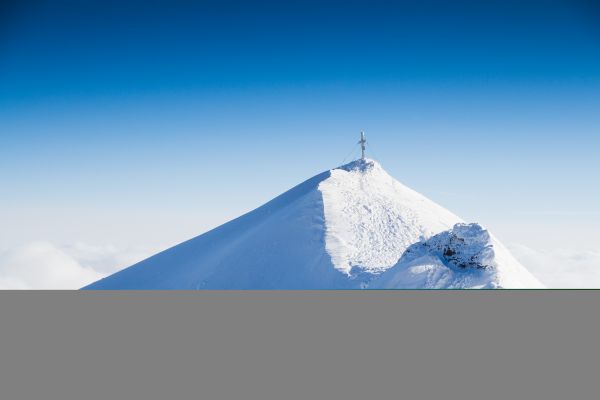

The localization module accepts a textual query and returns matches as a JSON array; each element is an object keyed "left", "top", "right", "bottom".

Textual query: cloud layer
[
  {"left": 508, "top": 244, "right": 600, "bottom": 288},
  {"left": 0, "top": 242, "right": 155, "bottom": 289},
  {"left": 1, "top": 241, "right": 598, "bottom": 289}
]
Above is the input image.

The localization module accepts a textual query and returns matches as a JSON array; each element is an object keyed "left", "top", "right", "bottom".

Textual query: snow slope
[
  {"left": 320, "top": 159, "right": 461, "bottom": 274},
  {"left": 84, "top": 159, "right": 542, "bottom": 289},
  {"left": 370, "top": 223, "right": 544, "bottom": 289}
]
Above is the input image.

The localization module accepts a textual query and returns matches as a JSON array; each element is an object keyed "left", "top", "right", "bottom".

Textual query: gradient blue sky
[{"left": 1, "top": 0, "right": 599, "bottom": 258}]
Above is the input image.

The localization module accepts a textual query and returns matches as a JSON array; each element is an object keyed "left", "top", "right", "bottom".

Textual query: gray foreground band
[{"left": 0, "top": 291, "right": 599, "bottom": 400}]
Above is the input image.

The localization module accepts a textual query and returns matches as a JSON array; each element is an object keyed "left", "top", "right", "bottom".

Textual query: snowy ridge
[
  {"left": 84, "top": 170, "right": 347, "bottom": 289},
  {"left": 84, "top": 159, "right": 543, "bottom": 289}
]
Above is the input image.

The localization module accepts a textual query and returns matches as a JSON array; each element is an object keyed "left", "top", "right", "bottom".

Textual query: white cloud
[
  {"left": 0, "top": 242, "right": 156, "bottom": 289},
  {"left": 61, "top": 242, "right": 155, "bottom": 275},
  {"left": 508, "top": 244, "right": 600, "bottom": 288},
  {"left": 0, "top": 242, "right": 103, "bottom": 289}
]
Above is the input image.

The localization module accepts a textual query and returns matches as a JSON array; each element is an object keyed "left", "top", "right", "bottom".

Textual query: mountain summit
[{"left": 84, "top": 159, "right": 543, "bottom": 289}]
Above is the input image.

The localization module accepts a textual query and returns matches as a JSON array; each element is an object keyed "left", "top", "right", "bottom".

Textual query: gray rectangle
[{"left": 1, "top": 291, "right": 599, "bottom": 400}]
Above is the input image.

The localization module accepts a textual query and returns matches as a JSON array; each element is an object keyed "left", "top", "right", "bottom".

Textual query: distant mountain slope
[{"left": 84, "top": 159, "right": 542, "bottom": 289}]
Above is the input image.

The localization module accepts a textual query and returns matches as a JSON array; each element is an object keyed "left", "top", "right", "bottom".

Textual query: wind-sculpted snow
[
  {"left": 370, "top": 223, "right": 544, "bottom": 289},
  {"left": 84, "top": 159, "right": 543, "bottom": 289},
  {"left": 319, "top": 159, "right": 461, "bottom": 274}
]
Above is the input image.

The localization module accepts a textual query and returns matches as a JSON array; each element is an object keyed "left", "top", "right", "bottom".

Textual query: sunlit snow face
[{"left": 319, "top": 159, "right": 462, "bottom": 274}]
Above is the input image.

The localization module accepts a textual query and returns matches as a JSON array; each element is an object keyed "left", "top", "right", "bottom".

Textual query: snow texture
[
  {"left": 370, "top": 223, "right": 544, "bottom": 289},
  {"left": 320, "top": 159, "right": 461, "bottom": 274},
  {"left": 84, "top": 159, "right": 542, "bottom": 289}
]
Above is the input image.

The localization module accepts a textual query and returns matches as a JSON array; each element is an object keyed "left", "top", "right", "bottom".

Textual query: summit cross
[{"left": 359, "top": 131, "right": 367, "bottom": 160}]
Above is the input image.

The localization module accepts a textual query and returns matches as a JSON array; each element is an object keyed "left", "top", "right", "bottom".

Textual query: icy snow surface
[
  {"left": 319, "top": 159, "right": 461, "bottom": 274},
  {"left": 84, "top": 159, "right": 543, "bottom": 289}
]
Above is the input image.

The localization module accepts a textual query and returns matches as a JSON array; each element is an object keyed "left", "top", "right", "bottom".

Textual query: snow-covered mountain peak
[
  {"left": 84, "top": 158, "right": 543, "bottom": 289},
  {"left": 337, "top": 157, "right": 380, "bottom": 173}
]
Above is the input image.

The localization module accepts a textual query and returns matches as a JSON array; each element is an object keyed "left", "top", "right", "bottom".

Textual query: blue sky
[{"left": 1, "top": 0, "right": 599, "bottom": 286}]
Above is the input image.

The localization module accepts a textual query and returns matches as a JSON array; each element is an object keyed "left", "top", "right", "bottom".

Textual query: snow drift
[
  {"left": 321, "top": 158, "right": 461, "bottom": 274},
  {"left": 84, "top": 159, "right": 542, "bottom": 289},
  {"left": 371, "top": 223, "right": 544, "bottom": 289}
]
